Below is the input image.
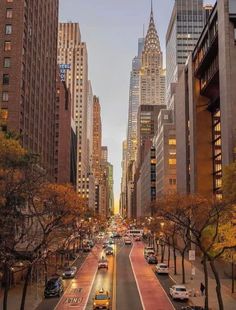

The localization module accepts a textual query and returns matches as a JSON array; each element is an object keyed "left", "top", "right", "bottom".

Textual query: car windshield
[
  {"left": 65, "top": 268, "right": 72, "bottom": 272},
  {"left": 160, "top": 264, "right": 167, "bottom": 268},
  {"left": 176, "top": 287, "right": 186, "bottom": 292},
  {"left": 95, "top": 294, "right": 108, "bottom": 300},
  {"left": 46, "top": 279, "right": 58, "bottom": 289}
]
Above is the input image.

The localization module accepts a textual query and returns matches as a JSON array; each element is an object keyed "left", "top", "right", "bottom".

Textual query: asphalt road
[
  {"left": 153, "top": 269, "right": 190, "bottom": 310},
  {"left": 85, "top": 245, "right": 114, "bottom": 310},
  {"left": 36, "top": 252, "right": 88, "bottom": 310},
  {"left": 116, "top": 242, "right": 143, "bottom": 310}
]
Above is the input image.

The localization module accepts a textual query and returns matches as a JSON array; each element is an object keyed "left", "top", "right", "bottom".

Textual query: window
[
  {"left": 168, "top": 139, "right": 176, "bottom": 145},
  {"left": 6, "top": 9, "right": 13, "bottom": 18},
  {"left": 7, "top": 0, "right": 13, "bottom": 2},
  {"left": 2, "top": 92, "right": 9, "bottom": 102},
  {"left": 4, "top": 58, "right": 11, "bottom": 68},
  {"left": 0, "top": 109, "right": 8, "bottom": 123},
  {"left": 169, "top": 159, "right": 176, "bottom": 165},
  {"left": 169, "top": 179, "right": 177, "bottom": 185},
  {"left": 5, "top": 25, "right": 12, "bottom": 35},
  {"left": 4, "top": 41, "right": 11, "bottom": 51},
  {"left": 164, "top": 114, "right": 169, "bottom": 120},
  {"left": 3, "top": 74, "right": 9, "bottom": 85}
]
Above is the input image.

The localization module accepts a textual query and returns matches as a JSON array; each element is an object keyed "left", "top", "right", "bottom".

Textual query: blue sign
[{"left": 59, "top": 64, "right": 71, "bottom": 81}]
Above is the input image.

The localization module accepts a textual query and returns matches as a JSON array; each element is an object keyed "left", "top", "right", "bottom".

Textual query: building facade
[
  {"left": 166, "top": 0, "right": 204, "bottom": 108},
  {"left": 140, "top": 6, "right": 165, "bottom": 107},
  {"left": 177, "top": 0, "right": 236, "bottom": 198},
  {"left": 58, "top": 23, "right": 89, "bottom": 197},
  {"left": 55, "top": 70, "right": 71, "bottom": 184},
  {"left": 127, "top": 38, "right": 144, "bottom": 163},
  {"left": 176, "top": 0, "right": 236, "bottom": 198},
  {"left": 0, "top": 0, "right": 59, "bottom": 178}
]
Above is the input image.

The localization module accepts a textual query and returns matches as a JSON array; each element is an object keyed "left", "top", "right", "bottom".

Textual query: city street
[
  {"left": 33, "top": 239, "right": 191, "bottom": 310},
  {"left": 116, "top": 242, "right": 143, "bottom": 310}
]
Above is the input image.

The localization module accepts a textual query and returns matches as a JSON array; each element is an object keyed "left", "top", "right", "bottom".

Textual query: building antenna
[{"left": 143, "top": 24, "right": 145, "bottom": 37}]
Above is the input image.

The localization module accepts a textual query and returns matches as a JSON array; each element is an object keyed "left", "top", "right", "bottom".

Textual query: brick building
[{"left": 0, "top": 0, "right": 59, "bottom": 178}]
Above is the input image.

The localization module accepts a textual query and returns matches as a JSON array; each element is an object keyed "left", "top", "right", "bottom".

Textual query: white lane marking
[
  {"left": 82, "top": 258, "right": 98, "bottom": 310},
  {"left": 129, "top": 244, "right": 146, "bottom": 310},
  {"left": 54, "top": 246, "right": 100, "bottom": 310},
  {"left": 112, "top": 243, "right": 117, "bottom": 310}
]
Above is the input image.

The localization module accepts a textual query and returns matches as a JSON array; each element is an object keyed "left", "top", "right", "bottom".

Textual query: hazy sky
[{"left": 59, "top": 0, "right": 215, "bottom": 204}]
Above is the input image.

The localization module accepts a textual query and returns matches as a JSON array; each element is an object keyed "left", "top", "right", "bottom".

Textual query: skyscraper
[
  {"left": 0, "top": 0, "right": 59, "bottom": 177},
  {"left": 166, "top": 0, "right": 204, "bottom": 108},
  {"left": 127, "top": 38, "right": 144, "bottom": 163},
  {"left": 58, "top": 23, "right": 89, "bottom": 197},
  {"left": 140, "top": 5, "right": 166, "bottom": 107}
]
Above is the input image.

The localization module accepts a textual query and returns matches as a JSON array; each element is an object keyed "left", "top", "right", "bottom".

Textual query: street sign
[{"left": 189, "top": 250, "right": 195, "bottom": 261}]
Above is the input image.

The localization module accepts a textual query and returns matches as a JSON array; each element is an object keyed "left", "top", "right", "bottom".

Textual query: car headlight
[
  {"left": 93, "top": 302, "right": 96, "bottom": 306},
  {"left": 62, "top": 273, "right": 65, "bottom": 276}
]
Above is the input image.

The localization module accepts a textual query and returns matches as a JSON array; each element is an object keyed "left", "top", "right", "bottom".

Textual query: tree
[
  {"left": 154, "top": 193, "right": 235, "bottom": 310},
  {"left": 0, "top": 133, "right": 87, "bottom": 310},
  {"left": 222, "top": 162, "right": 236, "bottom": 204}
]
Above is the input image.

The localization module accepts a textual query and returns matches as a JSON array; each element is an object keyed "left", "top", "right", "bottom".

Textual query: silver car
[{"left": 62, "top": 266, "right": 77, "bottom": 279}]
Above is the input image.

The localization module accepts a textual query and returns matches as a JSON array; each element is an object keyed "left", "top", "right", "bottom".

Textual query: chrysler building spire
[{"left": 144, "top": 0, "right": 160, "bottom": 53}]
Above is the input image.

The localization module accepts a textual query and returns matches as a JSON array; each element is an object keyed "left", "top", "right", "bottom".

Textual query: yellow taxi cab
[{"left": 93, "top": 288, "right": 111, "bottom": 309}]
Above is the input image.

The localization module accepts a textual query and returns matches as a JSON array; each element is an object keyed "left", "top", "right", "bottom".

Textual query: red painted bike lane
[
  {"left": 55, "top": 245, "right": 101, "bottom": 310},
  {"left": 130, "top": 243, "right": 174, "bottom": 310}
]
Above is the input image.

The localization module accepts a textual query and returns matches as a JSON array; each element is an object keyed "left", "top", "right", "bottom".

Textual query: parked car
[
  {"left": 155, "top": 263, "right": 169, "bottom": 274},
  {"left": 102, "top": 241, "right": 109, "bottom": 248},
  {"left": 108, "top": 239, "right": 114, "bottom": 245},
  {"left": 144, "top": 249, "right": 155, "bottom": 259},
  {"left": 69, "top": 252, "right": 77, "bottom": 260},
  {"left": 83, "top": 245, "right": 91, "bottom": 252},
  {"left": 93, "top": 289, "right": 111, "bottom": 310},
  {"left": 144, "top": 246, "right": 154, "bottom": 254},
  {"left": 98, "top": 259, "right": 108, "bottom": 269},
  {"left": 105, "top": 246, "right": 114, "bottom": 255},
  {"left": 147, "top": 255, "right": 158, "bottom": 264},
  {"left": 44, "top": 276, "right": 64, "bottom": 298},
  {"left": 170, "top": 285, "right": 189, "bottom": 300},
  {"left": 62, "top": 266, "right": 77, "bottom": 279}
]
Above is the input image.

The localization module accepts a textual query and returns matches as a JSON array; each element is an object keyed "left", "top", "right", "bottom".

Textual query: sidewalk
[
  {"left": 0, "top": 253, "right": 85, "bottom": 310},
  {"left": 159, "top": 248, "right": 236, "bottom": 310}
]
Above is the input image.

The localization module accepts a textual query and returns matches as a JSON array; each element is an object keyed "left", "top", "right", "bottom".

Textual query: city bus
[{"left": 127, "top": 229, "right": 143, "bottom": 237}]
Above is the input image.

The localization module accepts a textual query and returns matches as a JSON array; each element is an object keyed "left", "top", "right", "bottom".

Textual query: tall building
[
  {"left": 87, "top": 81, "right": 94, "bottom": 169},
  {"left": 58, "top": 23, "right": 89, "bottom": 197},
  {"left": 127, "top": 38, "right": 144, "bottom": 163},
  {"left": 100, "top": 146, "right": 110, "bottom": 217},
  {"left": 92, "top": 96, "right": 102, "bottom": 181},
  {"left": 166, "top": 0, "right": 204, "bottom": 108},
  {"left": 120, "top": 140, "right": 128, "bottom": 217},
  {"left": 92, "top": 96, "right": 102, "bottom": 213},
  {"left": 0, "top": 0, "right": 59, "bottom": 177},
  {"left": 154, "top": 0, "right": 205, "bottom": 198},
  {"left": 176, "top": 0, "right": 236, "bottom": 199},
  {"left": 140, "top": 5, "right": 166, "bottom": 106},
  {"left": 135, "top": 104, "right": 165, "bottom": 216},
  {"left": 55, "top": 70, "right": 72, "bottom": 184},
  {"left": 107, "top": 162, "right": 114, "bottom": 215}
]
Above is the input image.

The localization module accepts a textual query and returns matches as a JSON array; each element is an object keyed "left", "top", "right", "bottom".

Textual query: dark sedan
[
  {"left": 147, "top": 255, "right": 158, "bottom": 264},
  {"left": 44, "top": 276, "right": 64, "bottom": 298}
]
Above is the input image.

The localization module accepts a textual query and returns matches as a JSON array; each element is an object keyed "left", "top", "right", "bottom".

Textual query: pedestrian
[{"left": 200, "top": 282, "right": 205, "bottom": 296}]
